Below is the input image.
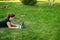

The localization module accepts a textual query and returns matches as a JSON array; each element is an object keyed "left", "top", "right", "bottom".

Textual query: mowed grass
[{"left": 0, "top": 2, "right": 60, "bottom": 40}]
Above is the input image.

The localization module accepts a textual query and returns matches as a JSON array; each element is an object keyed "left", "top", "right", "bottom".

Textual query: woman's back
[{"left": 0, "top": 19, "right": 10, "bottom": 28}]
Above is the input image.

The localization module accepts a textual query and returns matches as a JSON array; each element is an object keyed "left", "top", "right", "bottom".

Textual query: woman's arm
[{"left": 7, "top": 22, "right": 18, "bottom": 29}]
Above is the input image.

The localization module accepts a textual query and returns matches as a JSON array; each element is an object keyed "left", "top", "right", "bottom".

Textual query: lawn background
[{"left": 0, "top": 2, "right": 60, "bottom": 40}]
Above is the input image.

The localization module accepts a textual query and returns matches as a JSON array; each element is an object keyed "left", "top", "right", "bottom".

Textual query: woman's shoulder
[{"left": 5, "top": 19, "right": 11, "bottom": 22}]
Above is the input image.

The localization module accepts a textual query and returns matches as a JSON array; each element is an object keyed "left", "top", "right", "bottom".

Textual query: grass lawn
[{"left": 0, "top": 2, "right": 60, "bottom": 40}]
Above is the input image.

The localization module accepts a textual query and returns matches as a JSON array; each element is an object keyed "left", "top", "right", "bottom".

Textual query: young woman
[{"left": 0, "top": 13, "right": 24, "bottom": 29}]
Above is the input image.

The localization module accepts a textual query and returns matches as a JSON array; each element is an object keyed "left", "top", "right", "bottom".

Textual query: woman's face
[{"left": 9, "top": 17, "right": 14, "bottom": 21}]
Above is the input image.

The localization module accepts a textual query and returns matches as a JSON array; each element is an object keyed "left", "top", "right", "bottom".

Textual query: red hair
[{"left": 7, "top": 13, "right": 15, "bottom": 19}]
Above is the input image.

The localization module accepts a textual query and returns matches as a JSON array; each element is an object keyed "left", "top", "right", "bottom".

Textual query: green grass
[{"left": 0, "top": 2, "right": 60, "bottom": 40}]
